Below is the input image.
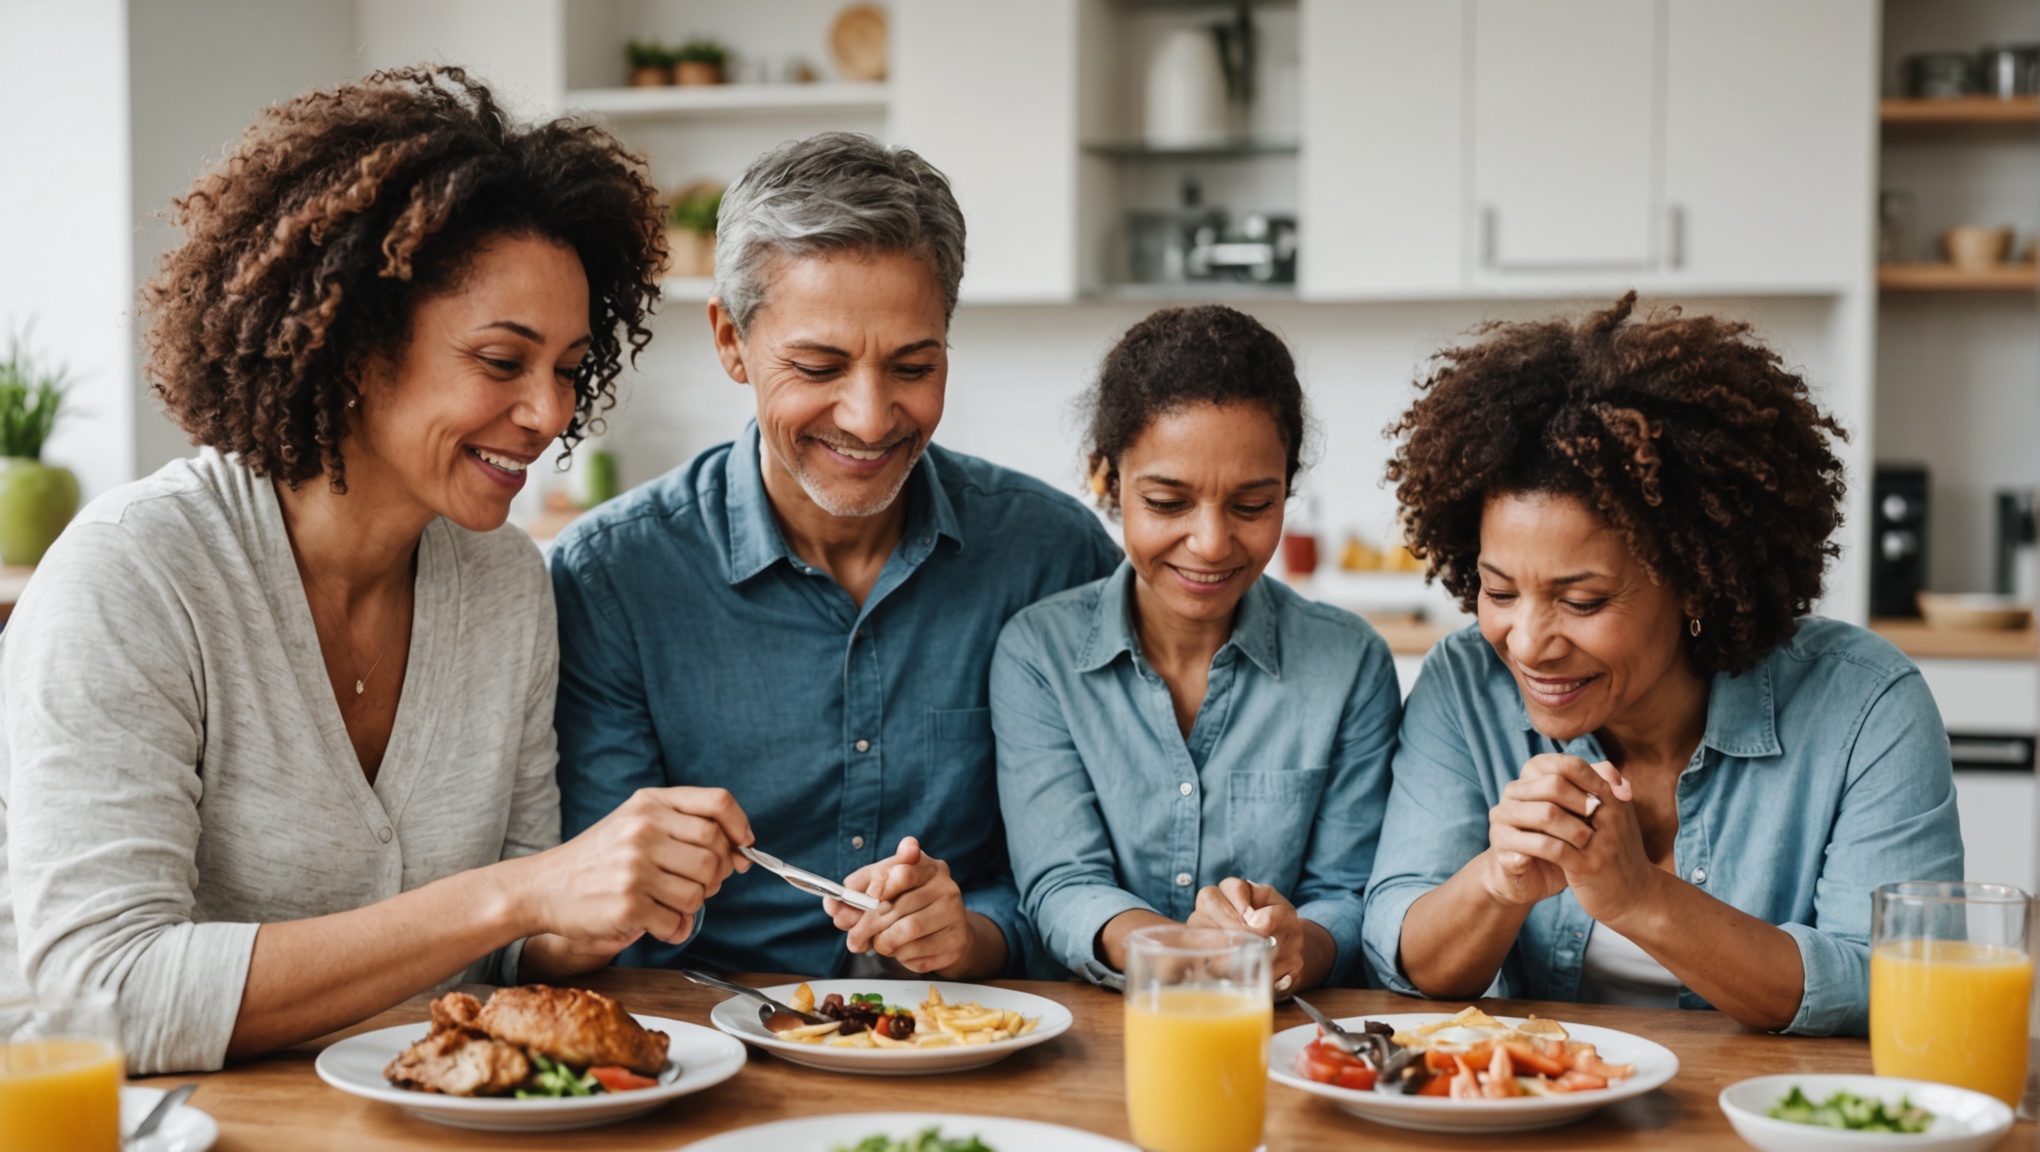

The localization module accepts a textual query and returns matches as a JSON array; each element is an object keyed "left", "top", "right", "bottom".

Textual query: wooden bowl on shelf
[
  {"left": 1916, "top": 592, "right": 2033, "bottom": 631},
  {"left": 1942, "top": 225, "right": 2015, "bottom": 270}
]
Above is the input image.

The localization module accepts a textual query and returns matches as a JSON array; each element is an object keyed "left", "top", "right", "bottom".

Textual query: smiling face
[
  {"left": 1476, "top": 491, "right": 1696, "bottom": 741},
  {"left": 1120, "top": 401, "right": 1289, "bottom": 629},
  {"left": 348, "top": 233, "right": 589, "bottom": 531},
  {"left": 712, "top": 249, "right": 947, "bottom": 521}
]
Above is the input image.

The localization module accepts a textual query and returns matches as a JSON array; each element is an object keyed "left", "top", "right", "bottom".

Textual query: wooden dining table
[{"left": 134, "top": 968, "right": 2030, "bottom": 1151}]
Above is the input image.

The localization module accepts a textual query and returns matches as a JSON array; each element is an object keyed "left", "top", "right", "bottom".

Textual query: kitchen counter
[{"left": 1869, "top": 617, "right": 2037, "bottom": 661}]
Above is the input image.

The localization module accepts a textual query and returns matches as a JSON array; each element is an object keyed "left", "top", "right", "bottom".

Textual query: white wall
[
  {"left": 0, "top": 0, "right": 134, "bottom": 501},
  {"left": 126, "top": 0, "right": 359, "bottom": 479}
]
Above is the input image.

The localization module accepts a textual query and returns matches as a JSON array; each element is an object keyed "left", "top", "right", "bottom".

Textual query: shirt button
[
  {"left": 1175, "top": 872, "right": 1193, "bottom": 888},
  {"left": 377, "top": 827, "right": 393, "bottom": 844},
  {"left": 855, "top": 739, "right": 870, "bottom": 753},
  {"left": 1691, "top": 867, "right": 1708, "bottom": 884},
  {"left": 1179, "top": 782, "right": 1194, "bottom": 797},
  {"left": 852, "top": 836, "right": 866, "bottom": 850}
]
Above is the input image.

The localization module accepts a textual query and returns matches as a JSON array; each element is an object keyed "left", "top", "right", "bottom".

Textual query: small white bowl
[{"left": 1718, "top": 1073, "right": 2012, "bottom": 1152}]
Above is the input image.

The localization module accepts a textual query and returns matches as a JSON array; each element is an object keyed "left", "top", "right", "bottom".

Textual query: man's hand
[{"left": 825, "top": 837, "right": 1003, "bottom": 977}]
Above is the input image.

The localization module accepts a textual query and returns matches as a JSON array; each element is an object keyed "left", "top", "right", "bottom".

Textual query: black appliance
[{"left": 1871, "top": 465, "right": 1929, "bottom": 618}]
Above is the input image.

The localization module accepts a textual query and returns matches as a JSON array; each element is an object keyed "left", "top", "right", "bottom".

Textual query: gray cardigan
[{"left": 0, "top": 451, "right": 561, "bottom": 1073}]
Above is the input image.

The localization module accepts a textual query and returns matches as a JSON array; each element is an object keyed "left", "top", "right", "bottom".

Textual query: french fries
[{"left": 778, "top": 984, "right": 1040, "bottom": 1049}]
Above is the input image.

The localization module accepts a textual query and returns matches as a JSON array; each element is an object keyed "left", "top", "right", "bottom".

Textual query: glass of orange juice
[
  {"left": 1871, "top": 881, "right": 2032, "bottom": 1107},
  {"left": 1123, "top": 927, "right": 1271, "bottom": 1152},
  {"left": 0, "top": 991, "right": 123, "bottom": 1152}
]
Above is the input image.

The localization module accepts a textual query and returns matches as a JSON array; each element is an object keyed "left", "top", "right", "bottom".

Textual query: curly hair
[
  {"left": 1386, "top": 292, "right": 1848, "bottom": 676},
  {"left": 142, "top": 65, "right": 667, "bottom": 490},
  {"left": 1082, "top": 305, "right": 1308, "bottom": 516}
]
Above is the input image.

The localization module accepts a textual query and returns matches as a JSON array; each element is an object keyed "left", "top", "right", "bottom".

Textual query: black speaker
[{"left": 1871, "top": 465, "right": 1929, "bottom": 618}]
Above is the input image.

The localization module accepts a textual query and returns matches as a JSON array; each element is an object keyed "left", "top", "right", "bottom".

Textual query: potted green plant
[
  {"left": 0, "top": 333, "right": 77, "bottom": 566},
  {"left": 625, "top": 38, "right": 674, "bottom": 87},
  {"left": 673, "top": 38, "right": 729, "bottom": 86},
  {"left": 664, "top": 182, "right": 724, "bottom": 278}
]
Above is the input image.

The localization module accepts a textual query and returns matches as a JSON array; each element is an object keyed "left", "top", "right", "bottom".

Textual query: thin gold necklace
[{"left": 307, "top": 576, "right": 402, "bottom": 696}]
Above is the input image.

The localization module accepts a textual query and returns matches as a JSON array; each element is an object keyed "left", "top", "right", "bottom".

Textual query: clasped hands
[
  {"left": 511, "top": 788, "right": 980, "bottom": 975},
  {"left": 1481, "top": 753, "right": 1665, "bottom": 927}
]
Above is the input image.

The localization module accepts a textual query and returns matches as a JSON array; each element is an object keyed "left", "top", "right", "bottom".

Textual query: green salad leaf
[
  {"left": 1768, "top": 1086, "right": 1933, "bottom": 1133},
  {"left": 515, "top": 1054, "right": 599, "bottom": 1099},
  {"left": 833, "top": 1126, "right": 995, "bottom": 1152}
]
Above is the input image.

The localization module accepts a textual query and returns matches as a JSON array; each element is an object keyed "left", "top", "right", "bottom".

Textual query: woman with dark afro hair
[
  {"left": 0, "top": 66, "right": 757, "bottom": 1074},
  {"left": 993, "top": 306, "right": 1399, "bottom": 994},
  {"left": 1361, "top": 294, "right": 1961, "bottom": 1037}
]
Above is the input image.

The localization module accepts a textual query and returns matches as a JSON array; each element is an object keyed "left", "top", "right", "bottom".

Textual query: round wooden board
[{"left": 830, "top": 3, "right": 888, "bottom": 82}]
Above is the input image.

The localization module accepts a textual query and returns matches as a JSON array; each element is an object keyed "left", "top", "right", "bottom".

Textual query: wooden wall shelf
[
  {"left": 1872, "top": 618, "right": 2038, "bottom": 661},
  {"left": 1879, "top": 263, "right": 2039, "bottom": 291},
  {"left": 1881, "top": 97, "right": 2040, "bottom": 126}
]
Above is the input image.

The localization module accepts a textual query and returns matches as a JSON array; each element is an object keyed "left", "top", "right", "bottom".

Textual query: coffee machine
[{"left": 1871, "top": 466, "right": 1929, "bottom": 618}]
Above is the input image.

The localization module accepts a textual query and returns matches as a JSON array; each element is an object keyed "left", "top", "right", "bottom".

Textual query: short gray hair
[{"left": 713, "top": 132, "right": 966, "bottom": 336}]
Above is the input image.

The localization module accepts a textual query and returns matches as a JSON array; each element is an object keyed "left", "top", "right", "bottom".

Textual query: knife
[{"left": 741, "top": 845, "right": 881, "bottom": 912}]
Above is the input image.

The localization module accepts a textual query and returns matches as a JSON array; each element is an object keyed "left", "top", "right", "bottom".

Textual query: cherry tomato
[{"left": 588, "top": 1065, "right": 659, "bottom": 1093}]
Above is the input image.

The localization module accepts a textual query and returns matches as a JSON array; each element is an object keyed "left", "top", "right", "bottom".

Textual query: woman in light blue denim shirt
[
  {"left": 993, "top": 306, "right": 1400, "bottom": 994},
  {"left": 1363, "top": 294, "right": 1962, "bottom": 1036}
]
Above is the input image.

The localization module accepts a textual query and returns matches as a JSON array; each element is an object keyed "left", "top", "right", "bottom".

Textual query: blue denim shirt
[
  {"left": 1362, "top": 619, "right": 1963, "bottom": 1036},
  {"left": 992, "top": 563, "right": 1401, "bottom": 987},
  {"left": 550, "top": 423, "right": 1121, "bottom": 978}
]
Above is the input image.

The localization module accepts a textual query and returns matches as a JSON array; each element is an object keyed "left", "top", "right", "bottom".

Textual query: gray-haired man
[{"left": 550, "top": 133, "right": 1121, "bottom": 979}]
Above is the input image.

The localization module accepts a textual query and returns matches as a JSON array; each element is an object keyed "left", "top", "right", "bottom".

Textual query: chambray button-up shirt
[
  {"left": 550, "top": 423, "right": 1121, "bottom": 978},
  {"left": 993, "top": 563, "right": 1401, "bottom": 987},
  {"left": 1362, "top": 619, "right": 1964, "bottom": 1036}
]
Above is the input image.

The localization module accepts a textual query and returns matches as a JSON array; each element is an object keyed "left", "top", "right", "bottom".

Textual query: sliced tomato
[
  {"left": 1416, "top": 1072, "right": 1453, "bottom": 1096},
  {"left": 1423, "top": 1048, "right": 1460, "bottom": 1073},
  {"left": 588, "top": 1065, "right": 659, "bottom": 1093},
  {"left": 1295, "top": 1048, "right": 1346, "bottom": 1085},
  {"left": 1332, "top": 1064, "right": 1378, "bottom": 1091}
]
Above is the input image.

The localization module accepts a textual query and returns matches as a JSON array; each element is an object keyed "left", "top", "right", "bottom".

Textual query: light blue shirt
[
  {"left": 1363, "top": 619, "right": 1964, "bottom": 1036},
  {"left": 550, "top": 423, "right": 1122, "bottom": 978},
  {"left": 992, "top": 563, "right": 1401, "bottom": 987}
]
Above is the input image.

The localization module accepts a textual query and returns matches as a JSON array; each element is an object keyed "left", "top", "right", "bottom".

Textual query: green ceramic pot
[{"left": 0, "top": 457, "right": 79, "bottom": 566}]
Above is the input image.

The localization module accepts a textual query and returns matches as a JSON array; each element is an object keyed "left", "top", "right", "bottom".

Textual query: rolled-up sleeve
[
  {"left": 992, "top": 621, "right": 1153, "bottom": 978},
  {"left": 1361, "top": 649, "right": 1497, "bottom": 998},
  {"left": 1785, "top": 669, "right": 1963, "bottom": 1037},
  {"left": 1291, "top": 632, "right": 1401, "bottom": 987},
  {"left": 3, "top": 523, "right": 258, "bottom": 1074}
]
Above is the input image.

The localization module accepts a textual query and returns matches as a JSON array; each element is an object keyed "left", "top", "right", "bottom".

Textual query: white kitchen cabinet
[
  {"left": 891, "top": 0, "right": 1080, "bottom": 303},
  {"left": 1469, "top": 0, "right": 1658, "bottom": 274},
  {"left": 1660, "top": 0, "right": 1874, "bottom": 290},
  {"left": 1298, "top": 0, "right": 1464, "bottom": 298}
]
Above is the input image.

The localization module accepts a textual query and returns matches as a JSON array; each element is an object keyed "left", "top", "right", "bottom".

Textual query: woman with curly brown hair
[
  {"left": 0, "top": 66, "right": 756, "bottom": 1074},
  {"left": 1360, "top": 294, "right": 1961, "bottom": 1037},
  {"left": 993, "top": 306, "right": 1399, "bottom": 994}
]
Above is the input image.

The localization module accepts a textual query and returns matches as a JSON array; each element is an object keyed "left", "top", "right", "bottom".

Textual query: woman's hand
[
  {"left": 827, "top": 837, "right": 1000, "bottom": 977},
  {"left": 512, "top": 786, "right": 753, "bottom": 951},
  {"left": 1188, "top": 878, "right": 1306, "bottom": 994},
  {"left": 1479, "top": 753, "right": 1617, "bottom": 907}
]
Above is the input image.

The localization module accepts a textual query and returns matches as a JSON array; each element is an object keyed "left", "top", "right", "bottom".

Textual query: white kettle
[{"left": 1144, "top": 28, "right": 1229, "bottom": 146}]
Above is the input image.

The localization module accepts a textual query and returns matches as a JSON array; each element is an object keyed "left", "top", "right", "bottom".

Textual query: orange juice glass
[
  {"left": 0, "top": 992, "right": 123, "bottom": 1152},
  {"left": 1124, "top": 927, "right": 1271, "bottom": 1152},
  {"left": 1870, "top": 881, "right": 2032, "bottom": 1107}
]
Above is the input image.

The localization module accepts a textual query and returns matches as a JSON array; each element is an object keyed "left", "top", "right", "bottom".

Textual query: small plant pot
[
  {"left": 663, "top": 228, "right": 716, "bottom": 278},
  {"left": 0, "top": 457, "right": 78, "bottom": 566},
  {"left": 674, "top": 61, "right": 723, "bottom": 86},
  {"left": 1943, "top": 225, "right": 2014, "bottom": 270},
  {"left": 629, "top": 65, "right": 673, "bottom": 87}
]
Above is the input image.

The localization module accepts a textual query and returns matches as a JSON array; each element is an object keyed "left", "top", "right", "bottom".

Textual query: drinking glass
[
  {"left": 1871, "top": 881, "right": 2032, "bottom": 1106},
  {"left": 0, "top": 991, "right": 123, "bottom": 1152},
  {"left": 1123, "top": 926, "right": 1271, "bottom": 1152}
]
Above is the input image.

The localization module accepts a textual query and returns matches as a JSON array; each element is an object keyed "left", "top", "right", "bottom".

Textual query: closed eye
[
  {"left": 1142, "top": 497, "right": 1190, "bottom": 514},
  {"left": 1562, "top": 599, "right": 1607, "bottom": 614}
]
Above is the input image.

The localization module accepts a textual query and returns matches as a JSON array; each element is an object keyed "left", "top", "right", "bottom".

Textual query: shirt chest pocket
[
  {"left": 1226, "top": 766, "right": 1329, "bottom": 886},
  {"left": 926, "top": 707, "right": 994, "bottom": 777}
]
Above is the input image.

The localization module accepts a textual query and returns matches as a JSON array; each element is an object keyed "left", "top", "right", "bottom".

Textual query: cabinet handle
[
  {"left": 1666, "top": 203, "right": 1686, "bottom": 270},
  {"left": 1480, "top": 206, "right": 1497, "bottom": 269}
]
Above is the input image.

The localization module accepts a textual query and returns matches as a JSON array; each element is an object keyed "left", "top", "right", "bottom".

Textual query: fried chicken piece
[
  {"left": 384, "top": 1026, "right": 532, "bottom": 1096},
  {"left": 429, "top": 990, "right": 483, "bottom": 1034},
  {"left": 474, "top": 985, "right": 669, "bottom": 1076}
]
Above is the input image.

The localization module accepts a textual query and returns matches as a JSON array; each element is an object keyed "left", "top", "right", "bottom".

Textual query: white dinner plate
[
  {"left": 1269, "top": 1011, "right": 1680, "bottom": 1133},
  {"left": 673, "top": 1111, "right": 1137, "bottom": 1151},
  {"left": 123, "top": 1085, "right": 219, "bottom": 1152},
  {"left": 315, "top": 1014, "right": 745, "bottom": 1132},
  {"left": 1719, "top": 1073, "right": 2014, "bottom": 1152},
  {"left": 707, "top": 979, "right": 1073, "bottom": 1076}
]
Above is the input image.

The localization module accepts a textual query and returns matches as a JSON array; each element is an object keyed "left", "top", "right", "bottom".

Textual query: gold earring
[
  {"left": 1689, "top": 617, "right": 1702, "bottom": 637},
  {"left": 347, "top": 398, "right": 357, "bottom": 409}
]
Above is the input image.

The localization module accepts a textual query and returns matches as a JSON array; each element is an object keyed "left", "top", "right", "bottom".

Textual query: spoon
[
  {"left": 126, "top": 1083, "right": 196, "bottom": 1146},
  {"left": 678, "top": 968, "right": 830, "bottom": 1034}
]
